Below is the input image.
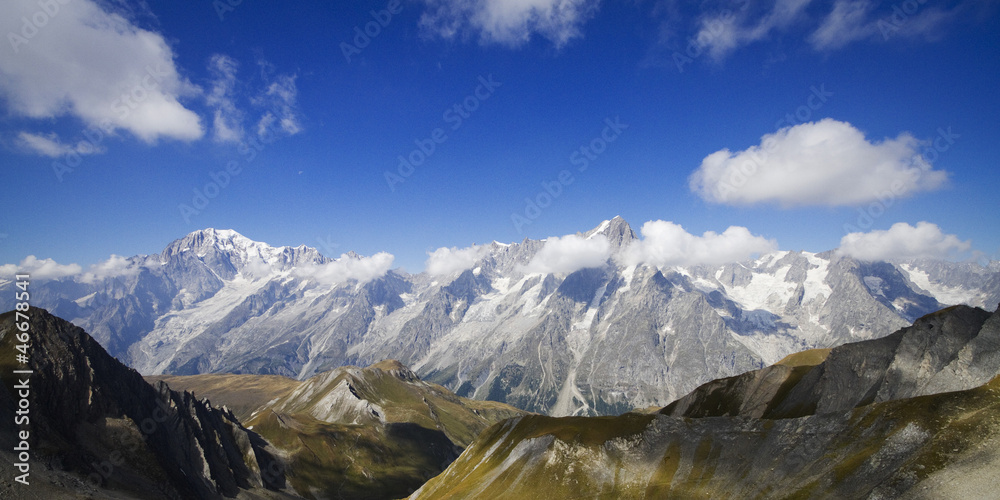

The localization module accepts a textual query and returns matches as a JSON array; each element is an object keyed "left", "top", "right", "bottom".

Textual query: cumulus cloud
[
  {"left": 521, "top": 234, "right": 611, "bottom": 275},
  {"left": 0, "top": 256, "right": 82, "bottom": 280},
  {"left": 294, "top": 252, "right": 394, "bottom": 285},
  {"left": 79, "top": 254, "right": 138, "bottom": 283},
  {"left": 689, "top": 119, "right": 949, "bottom": 207},
  {"left": 16, "top": 131, "right": 104, "bottom": 157},
  {"left": 419, "top": 0, "right": 600, "bottom": 48},
  {"left": 619, "top": 221, "right": 777, "bottom": 268},
  {"left": 0, "top": 0, "right": 203, "bottom": 143},
  {"left": 837, "top": 222, "right": 971, "bottom": 261},
  {"left": 206, "top": 54, "right": 244, "bottom": 143},
  {"left": 425, "top": 244, "right": 490, "bottom": 276}
]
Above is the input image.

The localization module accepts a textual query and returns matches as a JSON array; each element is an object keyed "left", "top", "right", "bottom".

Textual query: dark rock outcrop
[{"left": 0, "top": 308, "right": 287, "bottom": 499}]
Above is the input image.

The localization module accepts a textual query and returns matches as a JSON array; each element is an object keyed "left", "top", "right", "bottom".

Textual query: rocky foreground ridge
[
  {"left": 0, "top": 308, "right": 288, "bottom": 500},
  {"left": 410, "top": 304, "right": 1000, "bottom": 499}
]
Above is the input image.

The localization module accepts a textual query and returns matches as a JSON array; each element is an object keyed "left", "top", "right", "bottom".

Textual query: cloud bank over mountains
[{"left": 838, "top": 221, "right": 972, "bottom": 261}]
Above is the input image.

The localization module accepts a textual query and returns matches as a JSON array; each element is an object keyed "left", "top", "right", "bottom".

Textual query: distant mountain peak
[
  {"left": 165, "top": 228, "right": 264, "bottom": 254},
  {"left": 585, "top": 215, "right": 637, "bottom": 249},
  {"left": 161, "top": 228, "right": 327, "bottom": 278}
]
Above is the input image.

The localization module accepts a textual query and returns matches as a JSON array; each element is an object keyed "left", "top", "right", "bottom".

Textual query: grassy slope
[
  {"left": 410, "top": 376, "right": 1000, "bottom": 499},
  {"left": 146, "top": 373, "right": 300, "bottom": 421}
]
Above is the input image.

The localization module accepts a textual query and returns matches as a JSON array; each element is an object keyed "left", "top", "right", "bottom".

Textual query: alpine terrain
[
  {"left": 2, "top": 218, "right": 996, "bottom": 416},
  {"left": 409, "top": 304, "right": 1000, "bottom": 499}
]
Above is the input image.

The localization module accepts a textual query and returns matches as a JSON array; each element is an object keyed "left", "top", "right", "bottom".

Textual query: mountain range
[{"left": 2, "top": 217, "right": 997, "bottom": 416}]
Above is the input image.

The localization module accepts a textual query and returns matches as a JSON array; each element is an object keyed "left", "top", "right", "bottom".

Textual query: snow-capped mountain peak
[
  {"left": 584, "top": 215, "right": 637, "bottom": 249},
  {"left": 161, "top": 228, "right": 328, "bottom": 278}
]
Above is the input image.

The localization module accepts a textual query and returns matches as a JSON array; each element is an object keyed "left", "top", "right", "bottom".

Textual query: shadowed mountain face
[
  {"left": 409, "top": 305, "right": 1000, "bottom": 499},
  {"left": 2, "top": 220, "right": 996, "bottom": 416},
  {"left": 0, "top": 308, "right": 289, "bottom": 500}
]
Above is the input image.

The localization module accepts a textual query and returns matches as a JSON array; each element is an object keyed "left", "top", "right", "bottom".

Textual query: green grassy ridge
[
  {"left": 411, "top": 375, "right": 1000, "bottom": 499},
  {"left": 775, "top": 348, "right": 832, "bottom": 368},
  {"left": 247, "top": 410, "right": 456, "bottom": 500},
  {"left": 146, "top": 373, "right": 300, "bottom": 421}
]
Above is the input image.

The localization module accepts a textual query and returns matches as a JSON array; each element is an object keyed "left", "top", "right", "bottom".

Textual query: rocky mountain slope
[
  {"left": 152, "top": 361, "right": 526, "bottom": 499},
  {"left": 0, "top": 308, "right": 290, "bottom": 500},
  {"left": 3, "top": 219, "right": 996, "bottom": 416},
  {"left": 409, "top": 304, "right": 1000, "bottom": 499}
]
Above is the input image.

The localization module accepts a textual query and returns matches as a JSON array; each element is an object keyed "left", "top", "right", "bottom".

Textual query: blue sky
[{"left": 1, "top": 0, "right": 998, "bottom": 274}]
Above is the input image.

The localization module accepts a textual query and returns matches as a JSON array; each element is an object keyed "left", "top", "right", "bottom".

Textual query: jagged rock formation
[
  {"left": 0, "top": 308, "right": 289, "bottom": 500},
  {"left": 2, "top": 219, "right": 997, "bottom": 416},
  {"left": 409, "top": 305, "right": 1000, "bottom": 499}
]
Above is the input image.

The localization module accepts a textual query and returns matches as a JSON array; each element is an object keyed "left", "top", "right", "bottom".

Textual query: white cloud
[
  {"left": 255, "top": 74, "right": 301, "bottom": 138},
  {"left": 16, "top": 131, "right": 103, "bottom": 157},
  {"left": 244, "top": 258, "right": 274, "bottom": 279},
  {"left": 294, "top": 252, "right": 394, "bottom": 285},
  {"left": 425, "top": 244, "right": 489, "bottom": 276},
  {"left": 206, "top": 54, "right": 243, "bottom": 143},
  {"left": 521, "top": 234, "right": 611, "bottom": 275},
  {"left": 689, "top": 119, "right": 948, "bottom": 207},
  {"left": 419, "top": 0, "right": 600, "bottom": 48},
  {"left": 809, "top": 0, "right": 878, "bottom": 50},
  {"left": 810, "top": 0, "right": 965, "bottom": 51},
  {"left": 0, "top": 0, "right": 203, "bottom": 143},
  {"left": 79, "top": 254, "right": 138, "bottom": 283},
  {"left": 0, "top": 256, "right": 82, "bottom": 280},
  {"left": 695, "top": 0, "right": 811, "bottom": 61},
  {"left": 619, "top": 221, "right": 777, "bottom": 268},
  {"left": 837, "top": 222, "right": 971, "bottom": 261}
]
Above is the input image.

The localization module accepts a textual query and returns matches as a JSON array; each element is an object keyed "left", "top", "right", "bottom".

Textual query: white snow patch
[
  {"left": 802, "top": 253, "right": 832, "bottom": 303},
  {"left": 721, "top": 265, "right": 796, "bottom": 312},
  {"left": 899, "top": 264, "right": 975, "bottom": 305},
  {"left": 588, "top": 220, "right": 610, "bottom": 238}
]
